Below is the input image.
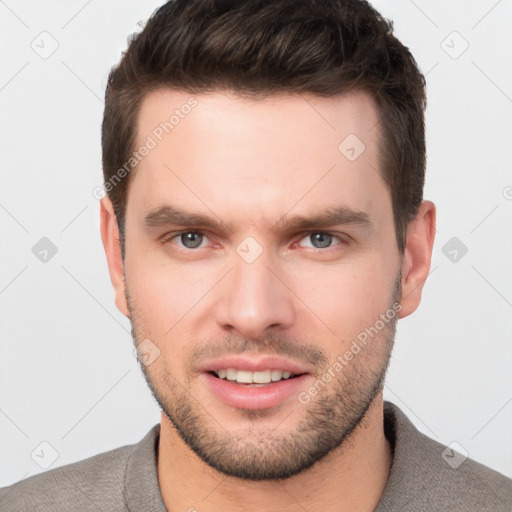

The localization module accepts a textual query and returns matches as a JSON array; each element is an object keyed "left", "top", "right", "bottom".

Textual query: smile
[{"left": 211, "top": 368, "right": 301, "bottom": 385}]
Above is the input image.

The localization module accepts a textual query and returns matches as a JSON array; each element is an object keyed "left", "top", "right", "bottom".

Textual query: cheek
[
  {"left": 125, "top": 248, "right": 222, "bottom": 358},
  {"left": 126, "top": 267, "right": 198, "bottom": 381},
  {"left": 287, "top": 258, "right": 396, "bottom": 342}
]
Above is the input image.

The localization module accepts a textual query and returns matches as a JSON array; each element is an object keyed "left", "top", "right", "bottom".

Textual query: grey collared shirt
[{"left": 1, "top": 402, "right": 511, "bottom": 511}]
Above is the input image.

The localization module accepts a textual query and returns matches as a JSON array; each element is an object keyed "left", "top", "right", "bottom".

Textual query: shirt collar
[
  {"left": 375, "top": 401, "right": 435, "bottom": 511},
  {"left": 124, "top": 423, "right": 167, "bottom": 511}
]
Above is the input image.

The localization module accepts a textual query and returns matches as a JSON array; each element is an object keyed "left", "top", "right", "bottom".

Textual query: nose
[{"left": 214, "top": 248, "right": 296, "bottom": 340}]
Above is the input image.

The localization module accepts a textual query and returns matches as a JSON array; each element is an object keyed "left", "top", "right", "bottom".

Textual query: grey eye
[
  {"left": 180, "top": 232, "right": 203, "bottom": 249},
  {"left": 309, "top": 233, "right": 333, "bottom": 249}
]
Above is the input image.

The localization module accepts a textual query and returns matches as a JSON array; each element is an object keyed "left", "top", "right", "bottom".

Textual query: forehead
[
  {"left": 135, "top": 88, "right": 381, "bottom": 154},
  {"left": 128, "top": 88, "right": 388, "bottom": 228}
]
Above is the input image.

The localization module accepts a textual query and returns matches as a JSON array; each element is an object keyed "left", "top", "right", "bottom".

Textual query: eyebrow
[{"left": 143, "top": 204, "right": 373, "bottom": 235}]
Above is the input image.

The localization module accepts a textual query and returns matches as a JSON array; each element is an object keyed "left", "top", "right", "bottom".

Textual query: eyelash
[{"left": 161, "top": 231, "right": 349, "bottom": 252}]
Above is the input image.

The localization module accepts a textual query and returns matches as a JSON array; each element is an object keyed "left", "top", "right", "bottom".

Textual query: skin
[{"left": 100, "top": 89, "right": 436, "bottom": 511}]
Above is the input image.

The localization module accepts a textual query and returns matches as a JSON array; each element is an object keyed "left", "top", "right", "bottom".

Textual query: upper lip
[{"left": 197, "top": 354, "right": 310, "bottom": 375}]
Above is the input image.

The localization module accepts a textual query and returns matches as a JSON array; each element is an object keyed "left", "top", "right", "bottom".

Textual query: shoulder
[
  {"left": 378, "top": 402, "right": 512, "bottom": 512},
  {"left": 0, "top": 426, "right": 159, "bottom": 512},
  {"left": 0, "top": 445, "right": 132, "bottom": 512}
]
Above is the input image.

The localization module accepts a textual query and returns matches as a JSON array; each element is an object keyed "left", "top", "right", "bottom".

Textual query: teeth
[
  {"left": 271, "top": 369, "right": 282, "bottom": 382},
  {"left": 252, "top": 370, "right": 272, "bottom": 383},
  {"left": 214, "top": 368, "right": 296, "bottom": 384},
  {"left": 236, "top": 370, "right": 253, "bottom": 383}
]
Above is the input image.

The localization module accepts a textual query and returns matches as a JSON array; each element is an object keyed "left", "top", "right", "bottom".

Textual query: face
[{"left": 118, "top": 89, "right": 404, "bottom": 480}]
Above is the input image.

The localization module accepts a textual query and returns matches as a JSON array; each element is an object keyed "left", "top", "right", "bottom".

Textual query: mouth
[
  {"left": 200, "top": 356, "right": 312, "bottom": 410},
  {"left": 208, "top": 368, "right": 305, "bottom": 387}
]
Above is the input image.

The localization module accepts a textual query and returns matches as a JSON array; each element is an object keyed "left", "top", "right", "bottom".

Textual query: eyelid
[
  {"left": 161, "top": 230, "right": 211, "bottom": 249},
  {"left": 162, "top": 229, "right": 349, "bottom": 251},
  {"left": 293, "top": 231, "right": 349, "bottom": 249}
]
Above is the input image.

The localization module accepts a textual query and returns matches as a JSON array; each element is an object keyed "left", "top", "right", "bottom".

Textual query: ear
[
  {"left": 99, "top": 196, "right": 129, "bottom": 318},
  {"left": 398, "top": 200, "right": 436, "bottom": 319}
]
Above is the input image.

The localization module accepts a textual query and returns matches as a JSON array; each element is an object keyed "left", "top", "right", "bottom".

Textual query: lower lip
[{"left": 202, "top": 372, "right": 310, "bottom": 410}]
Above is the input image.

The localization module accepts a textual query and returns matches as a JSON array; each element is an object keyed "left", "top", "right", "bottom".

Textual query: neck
[{"left": 157, "top": 395, "right": 392, "bottom": 512}]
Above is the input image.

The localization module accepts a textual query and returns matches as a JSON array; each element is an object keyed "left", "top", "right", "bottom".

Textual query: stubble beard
[{"left": 126, "top": 275, "right": 401, "bottom": 481}]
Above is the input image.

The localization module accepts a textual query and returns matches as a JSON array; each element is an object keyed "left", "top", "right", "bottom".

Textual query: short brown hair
[{"left": 102, "top": 0, "right": 426, "bottom": 258}]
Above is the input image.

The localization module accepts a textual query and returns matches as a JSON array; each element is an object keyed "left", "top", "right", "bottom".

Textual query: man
[{"left": 1, "top": 0, "right": 510, "bottom": 510}]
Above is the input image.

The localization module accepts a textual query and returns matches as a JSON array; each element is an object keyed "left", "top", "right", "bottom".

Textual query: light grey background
[{"left": 1, "top": 0, "right": 511, "bottom": 487}]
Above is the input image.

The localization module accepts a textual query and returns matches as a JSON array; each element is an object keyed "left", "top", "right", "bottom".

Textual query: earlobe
[
  {"left": 398, "top": 200, "right": 436, "bottom": 319},
  {"left": 99, "top": 196, "right": 129, "bottom": 318}
]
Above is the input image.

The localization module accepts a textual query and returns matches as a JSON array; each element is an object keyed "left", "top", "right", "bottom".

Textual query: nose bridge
[{"left": 214, "top": 244, "right": 295, "bottom": 337}]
